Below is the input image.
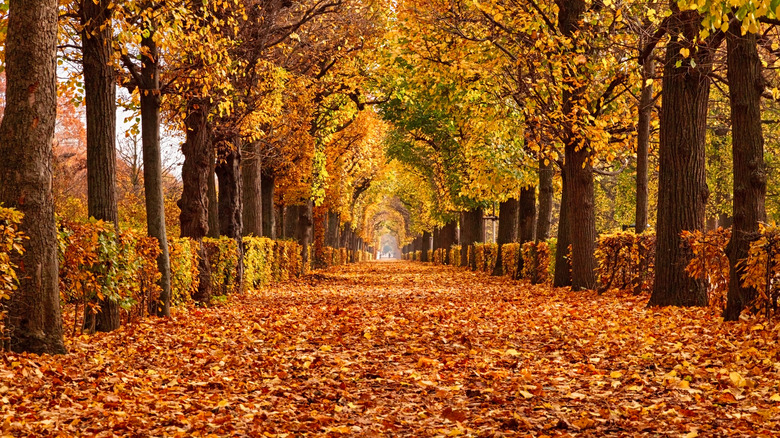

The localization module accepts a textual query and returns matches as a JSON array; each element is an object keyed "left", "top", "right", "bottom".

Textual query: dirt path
[{"left": 2, "top": 261, "right": 779, "bottom": 436}]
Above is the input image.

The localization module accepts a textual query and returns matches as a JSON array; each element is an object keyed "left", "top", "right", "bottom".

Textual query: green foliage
[
  {"left": 473, "top": 243, "right": 498, "bottom": 273},
  {"left": 168, "top": 237, "right": 200, "bottom": 305},
  {"left": 58, "top": 220, "right": 161, "bottom": 331},
  {"left": 243, "top": 237, "right": 275, "bottom": 290},
  {"left": 203, "top": 237, "right": 240, "bottom": 297}
]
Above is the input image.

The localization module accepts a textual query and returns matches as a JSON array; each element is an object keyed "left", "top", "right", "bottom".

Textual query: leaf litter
[{"left": 2, "top": 261, "right": 780, "bottom": 437}]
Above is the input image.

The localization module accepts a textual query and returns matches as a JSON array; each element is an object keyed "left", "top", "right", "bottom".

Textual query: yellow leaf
[
  {"left": 680, "top": 47, "right": 690, "bottom": 58},
  {"left": 519, "top": 390, "right": 534, "bottom": 399},
  {"left": 610, "top": 371, "right": 623, "bottom": 379},
  {"left": 729, "top": 371, "right": 746, "bottom": 388},
  {"left": 505, "top": 348, "right": 520, "bottom": 356},
  {"left": 217, "top": 399, "right": 229, "bottom": 408},
  {"left": 320, "top": 345, "right": 332, "bottom": 352},
  {"left": 769, "top": 393, "right": 780, "bottom": 402}
]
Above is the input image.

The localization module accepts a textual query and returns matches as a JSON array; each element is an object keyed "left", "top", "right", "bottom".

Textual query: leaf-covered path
[{"left": 3, "top": 261, "right": 780, "bottom": 437}]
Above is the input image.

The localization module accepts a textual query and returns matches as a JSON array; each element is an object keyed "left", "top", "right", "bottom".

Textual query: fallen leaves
[{"left": 2, "top": 261, "right": 780, "bottom": 436}]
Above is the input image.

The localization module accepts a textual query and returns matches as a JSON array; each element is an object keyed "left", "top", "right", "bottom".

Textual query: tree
[
  {"left": 0, "top": 0, "right": 67, "bottom": 354},
  {"left": 723, "top": 23, "right": 766, "bottom": 320},
  {"left": 81, "top": 0, "right": 120, "bottom": 331},
  {"left": 648, "top": 5, "right": 716, "bottom": 307}
]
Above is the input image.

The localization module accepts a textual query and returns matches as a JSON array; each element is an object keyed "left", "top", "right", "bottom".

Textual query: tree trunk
[
  {"left": 723, "top": 26, "right": 766, "bottom": 320},
  {"left": 261, "top": 168, "right": 276, "bottom": 239},
  {"left": 241, "top": 141, "right": 262, "bottom": 237},
  {"left": 207, "top": 149, "right": 219, "bottom": 238},
  {"left": 215, "top": 142, "right": 243, "bottom": 293},
  {"left": 421, "top": 231, "right": 432, "bottom": 262},
  {"left": 492, "top": 199, "right": 518, "bottom": 276},
  {"left": 82, "top": 0, "right": 120, "bottom": 332},
  {"left": 138, "top": 27, "right": 172, "bottom": 317},
  {"left": 460, "top": 208, "right": 484, "bottom": 269},
  {"left": 178, "top": 100, "right": 212, "bottom": 303},
  {"left": 297, "top": 201, "right": 313, "bottom": 271},
  {"left": 554, "top": 169, "right": 572, "bottom": 287},
  {"left": 536, "top": 158, "right": 554, "bottom": 241},
  {"left": 648, "top": 7, "right": 710, "bottom": 307},
  {"left": 0, "top": 0, "right": 66, "bottom": 354},
  {"left": 517, "top": 187, "right": 537, "bottom": 276},
  {"left": 557, "top": 0, "right": 596, "bottom": 291},
  {"left": 441, "top": 221, "right": 458, "bottom": 265},
  {"left": 635, "top": 43, "right": 655, "bottom": 232},
  {"left": 313, "top": 205, "right": 327, "bottom": 268},
  {"left": 327, "top": 211, "right": 340, "bottom": 247},
  {"left": 284, "top": 205, "right": 300, "bottom": 240}
]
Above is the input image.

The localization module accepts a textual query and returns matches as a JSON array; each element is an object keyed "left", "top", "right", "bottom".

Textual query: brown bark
[
  {"left": 0, "top": 0, "right": 66, "bottom": 354},
  {"left": 261, "top": 168, "right": 276, "bottom": 239},
  {"left": 297, "top": 201, "right": 313, "bottom": 270},
  {"left": 557, "top": 0, "right": 596, "bottom": 291},
  {"left": 460, "top": 208, "right": 484, "bottom": 269},
  {"left": 421, "top": 231, "right": 432, "bottom": 262},
  {"left": 138, "top": 27, "right": 172, "bottom": 317},
  {"left": 440, "top": 221, "right": 458, "bottom": 264},
  {"left": 284, "top": 205, "right": 300, "bottom": 240},
  {"left": 517, "top": 187, "right": 537, "bottom": 276},
  {"left": 241, "top": 142, "right": 262, "bottom": 237},
  {"left": 178, "top": 100, "right": 212, "bottom": 302},
  {"left": 554, "top": 169, "right": 573, "bottom": 287},
  {"left": 207, "top": 150, "right": 219, "bottom": 238},
  {"left": 649, "top": 7, "right": 710, "bottom": 307},
  {"left": 723, "top": 26, "right": 766, "bottom": 320},
  {"left": 536, "top": 158, "right": 554, "bottom": 241},
  {"left": 492, "top": 199, "right": 518, "bottom": 276},
  {"left": 636, "top": 43, "right": 655, "bottom": 232},
  {"left": 82, "top": 0, "right": 120, "bottom": 332},
  {"left": 216, "top": 142, "right": 243, "bottom": 293},
  {"left": 327, "top": 211, "right": 340, "bottom": 247},
  {"left": 313, "top": 205, "right": 326, "bottom": 268}
]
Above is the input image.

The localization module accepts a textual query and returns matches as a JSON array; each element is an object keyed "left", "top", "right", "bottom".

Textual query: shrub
[
  {"left": 168, "top": 237, "right": 200, "bottom": 305},
  {"left": 740, "top": 223, "right": 780, "bottom": 317},
  {"left": 449, "top": 245, "right": 461, "bottom": 266},
  {"left": 203, "top": 237, "right": 239, "bottom": 296},
  {"left": 243, "top": 237, "right": 275, "bottom": 290},
  {"left": 595, "top": 231, "right": 655, "bottom": 294},
  {"left": 682, "top": 228, "right": 730, "bottom": 307},
  {"left": 522, "top": 241, "right": 551, "bottom": 284},
  {"left": 0, "top": 207, "right": 26, "bottom": 343},
  {"left": 502, "top": 243, "right": 521, "bottom": 279},
  {"left": 58, "top": 220, "right": 161, "bottom": 332}
]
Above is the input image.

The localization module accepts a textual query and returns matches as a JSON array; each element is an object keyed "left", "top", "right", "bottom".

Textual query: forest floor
[{"left": 2, "top": 261, "right": 780, "bottom": 437}]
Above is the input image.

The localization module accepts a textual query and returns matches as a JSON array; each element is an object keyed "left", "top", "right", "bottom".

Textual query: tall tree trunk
[
  {"left": 557, "top": 0, "right": 596, "bottom": 291},
  {"left": 441, "top": 221, "right": 458, "bottom": 265},
  {"left": 138, "top": 27, "right": 172, "bottom": 317},
  {"left": 421, "top": 231, "right": 432, "bottom": 262},
  {"left": 284, "top": 205, "right": 300, "bottom": 240},
  {"left": 492, "top": 199, "right": 519, "bottom": 276},
  {"left": 554, "top": 169, "right": 573, "bottom": 287},
  {"left": 0, "top": 0, "right": 66, "bottom": 354},
  {"left": 723, "top": 26, "right": 766, "bottom": 320},
  {"left": 297, "top": 200, "right": 313, "bottom": 271},
  {"left": 517, "top": 187, "right": 537, "bottom": 276},
  {"left": 207, "top": 149, "right": 219, "bottom": 238},
  {"left": 327, "top": 211, "right": 340, "bottom": 247},
  {"left": 261, "top": 168, "right": 276, "bottom": 239},
  {"left": 460, "top": 208, "right": 484, "bottom": 269},
  {"left": 635, "top": 43, "right": 655, "bottom": 232},
  {"left": 215, "top": 142, "right": 243, "bottom": 293},
  {"left": 536, "top": 158, "right": 554, "bottom": 241},
  {"left": 241, "top": 141, "right": 262, "bottom": 237},
  {"left": 178, "top": 100, "right": 212, "bottom": 303},
  {"left": 649, "top": 7, "right": 710, "bottom": 307},
  {"left": 82, "top": 0, "right": 120, "bottom": 332},
  {"left": 313, "top": 205, "right": 327, "bottom": 268}
]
